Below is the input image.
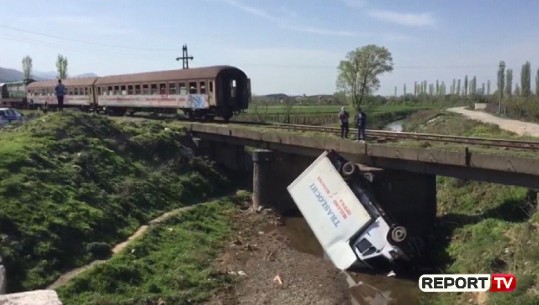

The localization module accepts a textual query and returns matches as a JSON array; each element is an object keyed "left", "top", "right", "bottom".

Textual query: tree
[
  {"left": 505, "top": 69, "right": 513, "bottom": 97},
  {"left": 336, "top": 44, "right": 393, "bottom": 109},
  {"left": 536, "top": 68, "right": 539, "bottom": 97},
  {"left": 521, "top": 61, "right": 531, "bottom": 97},
  {"left": 56, "top": 54, "right": 68, "bottom": 79},
  {"left": 470, "top": 76, "right": 477, "bottom": 95},
  {"left": 464, "top": 75, "right": 468, "bottom": 96},
  {"left": 497, "top": 61, "right": 505, "bottom": 96},
  {"left": 22, "top": 55, "right": 33, "bottom": 81}
]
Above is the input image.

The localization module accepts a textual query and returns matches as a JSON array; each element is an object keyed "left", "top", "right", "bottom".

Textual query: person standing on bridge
[
  {"left": 338, "top": 107, "right": 350, "bottom": 138},
  {"left": 55, "top": 79, "right": 65, "bottom": 112},
  {"left": 355, "top": 108, "right": 367, "bottom": 142}
]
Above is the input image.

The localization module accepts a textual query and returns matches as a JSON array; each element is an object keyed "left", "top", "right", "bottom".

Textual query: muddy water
[
  {"left": 383, "top": 120, "right": 404, "bottom": 132},
  {"left": 278, "top": 217, "right": 422, "bottom": 305}
]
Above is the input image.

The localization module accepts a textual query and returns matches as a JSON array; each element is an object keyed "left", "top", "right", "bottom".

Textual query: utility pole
[{"left": 176, "top": 44, "right": 194, "bottom": 69}]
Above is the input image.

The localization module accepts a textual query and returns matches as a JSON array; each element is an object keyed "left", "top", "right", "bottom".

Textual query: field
[{"left": 404, "top": 110, "right": 539, "bottom": 305}]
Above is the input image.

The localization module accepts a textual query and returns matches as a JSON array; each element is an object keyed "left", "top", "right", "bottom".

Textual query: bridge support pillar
[
  {"left": 252, "top": 149, "right": 273, "bottom": 210},
  {"left": 251, "top": 150, "right": 317, "bottom": 213},
  {"left": 366, "top": 168, "right": 437, "bottom": 242},
  {"left": 196, "top": 139, "right": 249, "bottom": 172}
]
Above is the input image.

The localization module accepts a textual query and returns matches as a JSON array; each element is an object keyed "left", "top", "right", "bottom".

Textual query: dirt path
[
  {"left": 46, "top": 204, "right": 202, "bottom": 290},
  {"left": 447, "top": 106, "right": 539, "bottom": 137}
]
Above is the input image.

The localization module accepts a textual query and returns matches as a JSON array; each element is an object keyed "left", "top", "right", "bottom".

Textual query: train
[
  {"left": 0, "top": 65, "right": 251, "bottom": 121},
  {"left": 0, "top": 80, "right": 32, "bottom": 108}
]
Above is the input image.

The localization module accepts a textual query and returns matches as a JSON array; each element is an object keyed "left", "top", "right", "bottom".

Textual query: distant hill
[
  {"left": 0, "top": 67, "right": 25, "bottom": 82},
  {"left": 0, "top": 66, "right": 97, "bottom": 82}
]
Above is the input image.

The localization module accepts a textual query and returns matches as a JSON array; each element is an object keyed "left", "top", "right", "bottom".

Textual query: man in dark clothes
[
  {"left": 355, "top": 108, "right": 367, "bottom": 142},
  {"left": 55, "top": 79, "right": 65, "bottom": 111},
  {"left": 338, "top": 107, "right": 350, "bottom": 138}
]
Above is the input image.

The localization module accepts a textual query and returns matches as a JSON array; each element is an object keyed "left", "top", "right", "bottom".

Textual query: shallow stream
[{"left": 278, "top": 217, "right": 422, "bottom": 305}]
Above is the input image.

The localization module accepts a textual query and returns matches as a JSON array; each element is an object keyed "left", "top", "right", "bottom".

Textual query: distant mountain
[
  {"left": 0, "top": 67, "right": 25, "bottom": 82},
  {"left": 32, "top": 71, "right": 57, "bottom": 80},
  {"left": 0, "top": 66, "right": 98, "bottom": 82},
  {"left": 75, "top": 73, "right": 98, "bottom": 78}
]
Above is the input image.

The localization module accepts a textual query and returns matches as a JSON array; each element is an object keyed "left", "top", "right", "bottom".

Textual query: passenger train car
[
  {"left": 0, "top": 80, "right": 32, "bottom": 108},
  {"left": 26, "top": 65, "right": 251, "bottom": 121}
]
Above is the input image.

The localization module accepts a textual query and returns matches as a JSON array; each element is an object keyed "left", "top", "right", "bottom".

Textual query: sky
[{"left": 2, "top": 0, "right": 539, "bottom": 96}]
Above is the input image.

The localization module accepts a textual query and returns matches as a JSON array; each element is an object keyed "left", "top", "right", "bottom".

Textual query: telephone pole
[{"left": 176, "top": 44, "right": 194, "bottom": 69}]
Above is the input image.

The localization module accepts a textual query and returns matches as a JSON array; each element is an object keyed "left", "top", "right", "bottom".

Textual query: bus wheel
[
  {"left": 341, "top": 161, "right": 357, "bottom": 178},
  {"left": 389, "top": 226, "right": 407, "bottom": 244}
]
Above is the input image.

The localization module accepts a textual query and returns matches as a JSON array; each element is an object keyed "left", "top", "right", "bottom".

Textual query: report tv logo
[{"left": 419, "top": 274, "right": 516, "bottom": 292}]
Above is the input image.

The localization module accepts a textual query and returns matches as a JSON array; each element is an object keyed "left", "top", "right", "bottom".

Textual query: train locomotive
[
  {"left": 0, "top": 80, "right": 32, "bottom": 108},
  {"left": 23, "top": 65, "right": 251, "bottom": 121}
]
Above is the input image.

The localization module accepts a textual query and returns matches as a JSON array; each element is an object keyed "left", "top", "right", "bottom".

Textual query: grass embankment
[
  {"left": 404, "top": 110, "right": 539, "bottom": 305},
  {"left": 0, "top": 112, "right": 233, "bottom": 292},
  {"left": 57, "top": 193, "right": 249, "bottom": 305},
  {"left": 385, "top": 110, "right": 539, "bottom": 158}
]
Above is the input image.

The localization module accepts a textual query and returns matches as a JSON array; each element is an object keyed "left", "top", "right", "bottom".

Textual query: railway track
[
  {"left": 15, "top": 109, "right": 539, "bottom": 151},
  {"left": 260, "top": 122, "right": 539, "bottom": 151}
]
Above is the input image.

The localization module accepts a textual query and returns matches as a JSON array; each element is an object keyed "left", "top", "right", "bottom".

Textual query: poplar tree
[
  {"left": 505, "top": 69, "right": 513, "bottom": 97},
  {"left": 521, "top": 61, "right": 531, "bottom": 97},
  {"left": 464, "top": 75, "right": 468, "bottom": 96},
  {"left": 535, "top": 68, "right": 539, "bottom": 96}
]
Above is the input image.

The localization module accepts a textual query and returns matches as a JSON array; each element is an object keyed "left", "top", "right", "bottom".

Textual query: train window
[
  {"left": 127, "top": 85, "right": 133, "bottom": 95},
  {"left": 169, "top": 83, "right": 176, "bottom": 94},
  {"left": 74, "top": 88, "right": 79, "bottom": 96},
  {"left": 160, "top": 83, "right": 166, "bottom": 94},
  {"left": 108, "top": 86, "right": 113, "bottom": 95},
  {"left": 120, "top": 85, "right": 126, "bottom": 95},
  {"left": 114, "top": 86, "right": 120, "bottom": 95},
  {"left": 69, "top": 88, "right": 74, "bottom": 95},
  {"left": 135, "top": 85, "right": 141, "bottom": 95},
  {"left": 209, "top": 81, "right": 213, "bottom": 92},
  {"left": 231, "top": 79, "right": 237, "bottom": 98},
  {"left": 98, "top": 87, "right": 102, "bottom": 95},
  {"left": 179, "top": 82, "right": 186, "bottom": 95},
  {"left": 151, "top": 84, "right": 158, "bottom": 95},
  {"left": 189, "top": 82, "right": 197, "bottom": 94},
  {"left": 200, "top": 81, "right": 206, "bottom": 94},
  {"left": 143, "top": 84, "right": 149, "bottom": 95},
  {"left": 85, "top": 87, "right": 89, "bottom": 95}
]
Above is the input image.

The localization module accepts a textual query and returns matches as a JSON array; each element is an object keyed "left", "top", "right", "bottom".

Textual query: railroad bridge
[{"left": 184, "top": 122, "right": 539, "bottom": 244}]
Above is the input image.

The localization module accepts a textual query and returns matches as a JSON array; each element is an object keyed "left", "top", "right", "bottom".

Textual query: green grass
[
  {"left": 0, "top": 112, "right": 232, "bottom": 292},
  {"left": 57, "top": 196, "right": 244, "bottom": 305},
  {"left": 402, "top": 110, "right": 539, "bottom": 305}
]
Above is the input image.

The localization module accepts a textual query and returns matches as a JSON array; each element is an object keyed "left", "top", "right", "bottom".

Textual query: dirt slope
[{"left": 447, "top": 106, "right": 539, "bottom": 137}]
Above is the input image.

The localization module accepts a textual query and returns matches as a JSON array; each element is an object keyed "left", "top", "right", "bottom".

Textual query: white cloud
[
  {"left": 340, "top": 0, "right": 368, "bottom": 9},
  {"left": 368, "top": 9, "right": 435, "bottom": 27},
  {"left": 218, "top": 0, "right": 367, "bottom": 37}
]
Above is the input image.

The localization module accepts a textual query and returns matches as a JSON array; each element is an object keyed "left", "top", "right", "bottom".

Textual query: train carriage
[
  {"left": 1, "top": 80, "right": 32, "bottom": 108},
  {"left": 93, "top": 65, "right": 250, "bottom": 120},
  {"left": 27, "top": 78, "right": 99, "bottom": 111}
]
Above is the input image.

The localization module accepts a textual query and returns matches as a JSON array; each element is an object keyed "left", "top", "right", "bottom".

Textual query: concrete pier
[{"left": 252, "top": 149, "right": 273, "bottom": 210}]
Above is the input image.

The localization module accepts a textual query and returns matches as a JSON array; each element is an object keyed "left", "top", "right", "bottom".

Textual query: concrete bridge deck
[{"left": 184, "top": 123, "right": 539, "bottom": 189}]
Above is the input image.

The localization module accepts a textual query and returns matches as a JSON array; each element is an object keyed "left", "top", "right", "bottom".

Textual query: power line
[{"left": 0, "top": 24, "right": 178, "bottom": 52}]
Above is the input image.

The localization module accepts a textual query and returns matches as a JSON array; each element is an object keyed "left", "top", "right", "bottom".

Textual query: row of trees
[
  {"left": 496, "top": 60, "right": 539, "bottom": 99},
  {"left": 21, "top": 54, "right": 69, "bottom": 81},
  {"left": 401, "top": 77, "right": 490, "bottom": 97}
]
